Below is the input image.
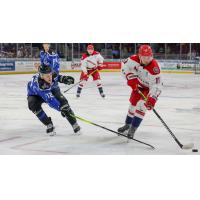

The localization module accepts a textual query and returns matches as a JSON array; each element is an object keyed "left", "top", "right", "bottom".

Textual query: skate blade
[
  {"left": 74, "top": 130, "right": 82, "bottom": 136},
  {"left": 118, "top": 130, "right": 128, "bottom": 136},
  {"left": 126, "top": 137, "right": 132, "bottom": 143},
  {"left": 49, "top": 131, "right": 56, "bottom": 136}
]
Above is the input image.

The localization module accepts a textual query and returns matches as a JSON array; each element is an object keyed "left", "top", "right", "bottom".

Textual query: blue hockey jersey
[
  {"left": 27, "top": 73, "right": 61, "bottom": 111},
  {"left": 40, "top": 51, "right": 60, "bottom": 74},
  {"left": 40, "top": 50, "right": 60, "bottom": 89}
]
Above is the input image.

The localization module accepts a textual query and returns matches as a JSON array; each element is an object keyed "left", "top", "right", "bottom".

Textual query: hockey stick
[
  {"left": 138, "top": 90, "right": 194, "bottom": 149},
  {"left": 71, "top": 114, "right": 155, "bottom": 149},
  {"left": 63, "top": 69, "right": 98, "bottom": 93}
]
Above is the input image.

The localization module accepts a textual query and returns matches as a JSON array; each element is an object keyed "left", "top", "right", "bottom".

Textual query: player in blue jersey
[
  {"left": 34, "top": 43, "right": 60, "bottom": 74},
  {"left": 27, "top": 64, "right": 81, "bottom": 136},
  {"left": 40, "top": 43, "right": 60, "bottom": 74}
]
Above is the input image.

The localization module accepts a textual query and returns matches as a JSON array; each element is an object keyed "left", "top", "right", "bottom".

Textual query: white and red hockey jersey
[
  {"left": 121, "top": 55, "right": 162, "bottom": 98},
  {"left": 81, "top": 51, "right": 104, "bottom": 73}
]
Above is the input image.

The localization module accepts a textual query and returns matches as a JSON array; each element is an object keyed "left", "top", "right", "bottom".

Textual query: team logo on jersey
[{"left": 153, "top": 66, "right": 159, "bottom": 74}]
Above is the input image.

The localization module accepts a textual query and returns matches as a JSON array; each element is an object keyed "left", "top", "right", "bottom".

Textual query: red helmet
[
  {"left": 138, "top": 45, "right": 153, "bottom": 56},
  {"left": 87, "top": 44, "right": 94, "bottom": 50}
]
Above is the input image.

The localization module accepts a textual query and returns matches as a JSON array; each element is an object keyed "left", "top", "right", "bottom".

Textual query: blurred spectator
[
  {"left": 17, "top": 44, "right": 31, "bottom": 58},
  {"left": 0, "top": 43, "right": 200, "bottom": 60},
  {"left": 1, "top": 43, "right": 17, "bottom": 57},
  {"left": 32, "top": 47, "right": 40, "bottom": 58},
  {"left": 112, "top": 44, "right": 120, "bottom": 59},
  {"left": 191, "top": 50, "right": 197, "bottom": 59},
  {"left": 158, "top": 46, "right": 164, "bottom": 53},
  {"left": 17, "top": 47, "right": 23, "bottom": 57}
]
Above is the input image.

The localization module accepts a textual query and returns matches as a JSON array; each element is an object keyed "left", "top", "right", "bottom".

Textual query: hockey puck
[{"left": 192, "top": 149, "right": 198, "bottom": 152}]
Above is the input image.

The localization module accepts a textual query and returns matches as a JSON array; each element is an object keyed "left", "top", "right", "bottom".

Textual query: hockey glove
[
  {"left": 97, "top": 65, "right": 103, "bottom": 71},
  {"left": 127, "top": 78, "right": 139, "bottom": 91},
  {"left": 61, "top": 76, "right": 75, "bottom": 85},
  {"left": 144, "top": 96, "right": 157, "bottom": 110},
  {"left": 82, "top": 73, "right": 88, "bottom": 80}
]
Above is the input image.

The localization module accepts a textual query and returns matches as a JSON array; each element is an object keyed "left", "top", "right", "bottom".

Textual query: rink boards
[
  {"left": 0, "top": 59, "right": 197, "bottom": 75},
  {"left": 0, "top": 70, "right": 194, "bottom": 75}
]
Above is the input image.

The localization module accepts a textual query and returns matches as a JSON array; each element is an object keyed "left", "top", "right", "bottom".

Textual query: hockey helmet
[
  {"left": 87, "top": 44, "right": 94, "bottom": 50},
  {"left": 138, "top": 45, "right": 153, "bottom": 57},
  {"left": 39, "top": 64, "right": 52, "bottom": 74}
]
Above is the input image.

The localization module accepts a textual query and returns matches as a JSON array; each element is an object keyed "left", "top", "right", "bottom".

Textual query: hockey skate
[
  {"left": 98, "top": 87, "right": 105, "bottom": 98},
  {"left": 127, "top": 126, "right": 137, "bottom": 139},
  {"left": 118, "top": 124, "right": 130, "bottom": 133},
  {"left": 76, "top": 93, "right": 80, "bottom": 98},
  {"left": 100, "top": 93, "right": 106, "bottom": 98},
  {"left": 46, "top": 123, "right": 56, "bottom": 136},
  {"left": 72, "top": 123, "right": 81, "bottom": 135}
]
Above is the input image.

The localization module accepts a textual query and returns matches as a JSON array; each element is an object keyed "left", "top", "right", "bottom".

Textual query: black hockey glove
[{"left": 59, "top": 75, "right": 75, "bottom": 85}]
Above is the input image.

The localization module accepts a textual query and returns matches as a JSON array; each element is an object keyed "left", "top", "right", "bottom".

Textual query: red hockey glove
[
  {"left": 82, "top": 73, "right": 88, "bottom": 80},
  {"left": 145, "top": 96, "right": 157, "bottom": 110},
  {"left": 97, "top": 65, "right": 103, "bottom": 71},
  {"left": 127, "top": 78, "right": 138, "bottom": 91}
]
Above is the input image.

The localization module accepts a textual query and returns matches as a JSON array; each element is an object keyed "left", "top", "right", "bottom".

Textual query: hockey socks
[
  {"left": 125, "top": 115, "right": 132, "bottom": 124},
  {"left": 35, "top": 109, "right": 50, "bottom": 126},
  {"left": 127, "top": 116, "right": 143, "bottom": 139},
  {"left": 131, "top": 116, "right": 143, "bottom": 128},
  {"left": 76, "top": 86, "right": 82, "bottom": 97}
]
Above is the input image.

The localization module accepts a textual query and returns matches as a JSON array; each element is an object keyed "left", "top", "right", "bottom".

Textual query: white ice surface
[{"left": 0, "top": 72, "right": 200, "bottom": 154}]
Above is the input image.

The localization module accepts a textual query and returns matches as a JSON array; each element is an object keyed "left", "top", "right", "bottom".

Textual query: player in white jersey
[
  {"left": 118, "top": 45, "right": 162, "bottom": 139},
  {"left": 76, "top": 44, "right": 105, "bottom": 98}
]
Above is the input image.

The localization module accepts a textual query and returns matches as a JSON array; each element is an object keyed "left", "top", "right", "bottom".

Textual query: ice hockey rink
[{"left": 0, "top": 72, "right": 200, "bottom": 155}]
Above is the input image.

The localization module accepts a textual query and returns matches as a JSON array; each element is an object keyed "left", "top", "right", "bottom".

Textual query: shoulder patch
[
  {"left": 145, "top": 59, "right": 160, "bottom": 75},
  {"left": 153, "top": 66, "right": 160, "bottom": 74}
]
